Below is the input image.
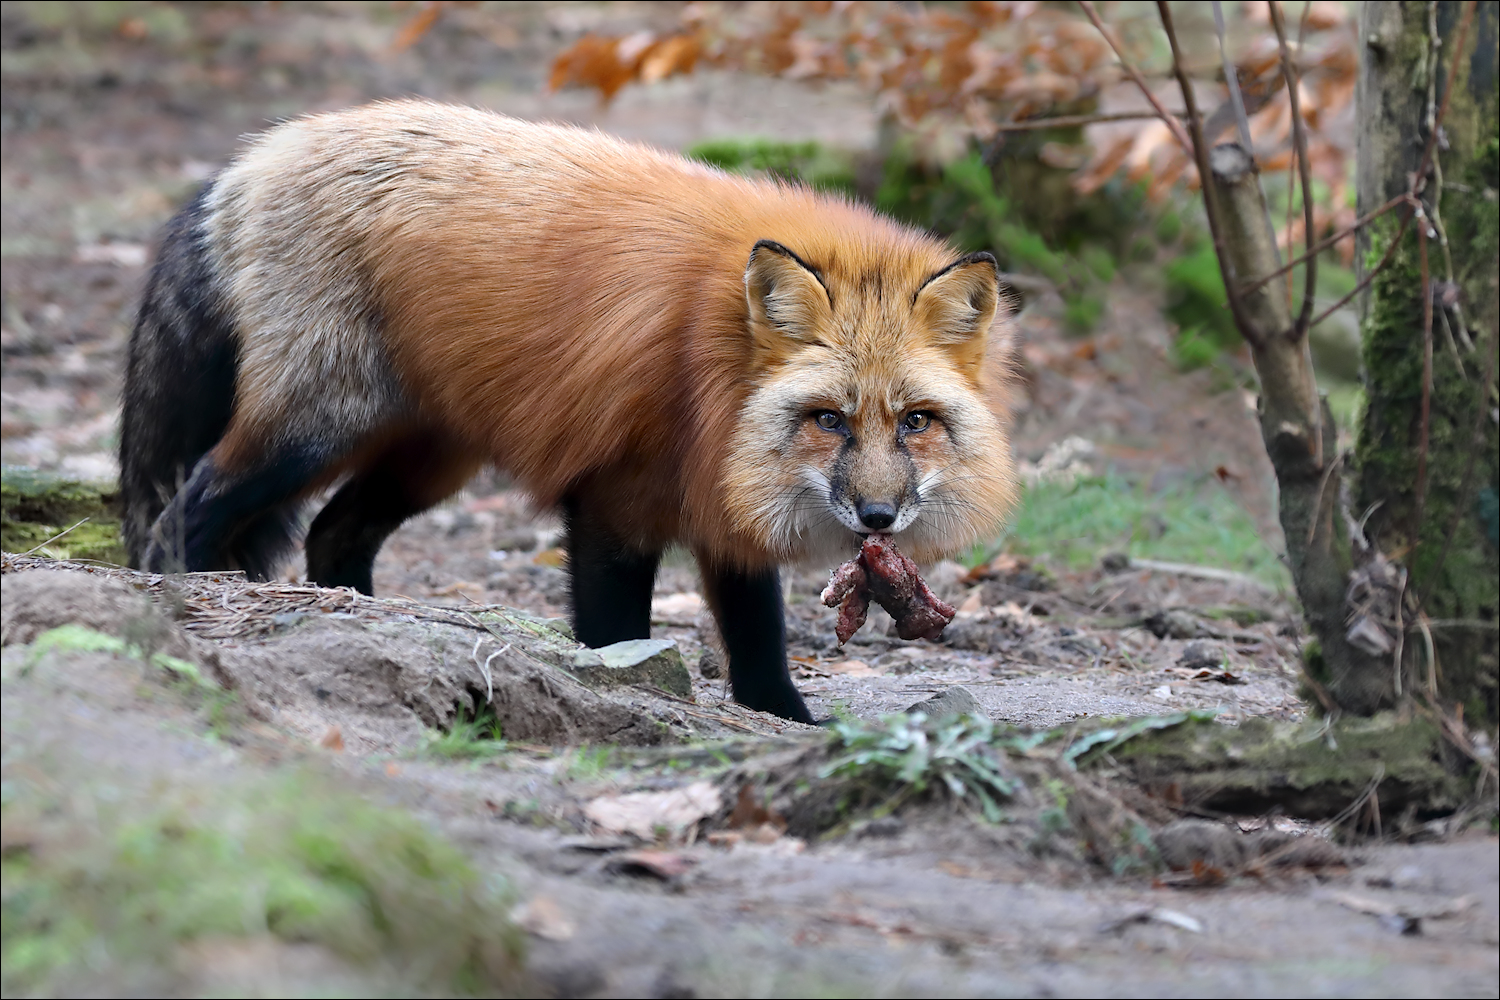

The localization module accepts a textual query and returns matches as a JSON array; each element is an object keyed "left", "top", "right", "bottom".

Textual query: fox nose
[{"left": 857, "top": 501, "right": 897, "bottom": 531}]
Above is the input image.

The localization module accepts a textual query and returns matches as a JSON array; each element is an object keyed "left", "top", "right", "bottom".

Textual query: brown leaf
[
  {"left": 607, "top": 849, "right": 698, "bottom": 880},
  {"left": 317, "top": 725, "right": 344, "bottom": 751}
]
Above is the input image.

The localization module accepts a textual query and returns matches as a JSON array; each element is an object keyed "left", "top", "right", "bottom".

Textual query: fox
[{"left": 119, "top": 100, "right": 1018, "bottom": 724}]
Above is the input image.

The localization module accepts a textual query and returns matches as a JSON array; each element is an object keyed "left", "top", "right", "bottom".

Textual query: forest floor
[{"left": 2, "top": 4, "right": 1496, "bottom": 998}]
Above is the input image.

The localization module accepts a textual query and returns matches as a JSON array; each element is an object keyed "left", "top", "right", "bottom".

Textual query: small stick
[
  {"left": 991, "top": 110, "right": 1186, "bottom": 132},
  {"left": 1077, "top": 1, "right": 1194, "bottom": 153},
  {"left": 18, "top": 517, "right": 91, "bottom": 557},
  {"left": 1269, "top": 0, "right": 1317, "bottom": 339}
]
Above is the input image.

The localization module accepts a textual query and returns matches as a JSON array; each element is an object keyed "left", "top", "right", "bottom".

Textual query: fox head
[{"left": 724, "top": 238, "right": 1018, "bottom": 565}]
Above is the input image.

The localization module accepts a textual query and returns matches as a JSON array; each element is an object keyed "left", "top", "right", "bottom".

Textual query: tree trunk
[{"left": 1355, "top": 2, "right": 1498, "bottom": 724}]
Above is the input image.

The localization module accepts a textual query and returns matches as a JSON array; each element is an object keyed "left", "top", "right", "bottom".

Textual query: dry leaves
[
  {"left": 548, "top": 1, "right": 1357, "bottom": 258},
  {"left": 583, "top": 781, "right": 721, "bottom": 842}
]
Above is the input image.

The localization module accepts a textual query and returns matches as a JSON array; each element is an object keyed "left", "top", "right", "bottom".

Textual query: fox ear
[
  {"left": 745, "top": 240, "right": 832, "bottom": 350},
  {"left": 912, "top": 252, "right": 1000, "bottom": 363}
]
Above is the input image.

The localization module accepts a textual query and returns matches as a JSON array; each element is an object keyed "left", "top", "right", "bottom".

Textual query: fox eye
[
  {"left": 904, "top": 411, "right": 932, "bottom": 431},
  {"left": 814, "top": 410, "right": 844, "bottom": 431}
]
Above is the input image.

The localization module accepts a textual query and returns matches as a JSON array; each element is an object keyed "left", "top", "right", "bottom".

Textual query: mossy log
[
  {"left": 1110, "top": 715, "right": 1473, "bottom": 820},
  {"left": 0, "top": 466, "right": 127, "bottom": 565},
  {"left": 1353, "top": 2, "right": 1498, "bottom": 724}
]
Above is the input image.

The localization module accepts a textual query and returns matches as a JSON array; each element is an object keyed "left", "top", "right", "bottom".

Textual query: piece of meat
[{"left": 820, "top": 534, "right": 956, "bottom": 646}]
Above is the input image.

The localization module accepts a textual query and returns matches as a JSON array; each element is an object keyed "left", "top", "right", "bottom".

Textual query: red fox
[{"left": 119, "top": 100, "right": 1017, "bottom": 723}]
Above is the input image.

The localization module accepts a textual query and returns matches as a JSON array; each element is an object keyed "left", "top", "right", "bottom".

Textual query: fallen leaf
[
  {"left": 384, "top": 761, "right": 401, "bottom": 777},
  {"left": 824, "top": 659, "right": 878, "bottom": 676},
  {"left": 728, "top": 784, "right": 788, "bottom": 834},
  {"left": 317, "top": 725, "right": 344, "bottom": 751},
  {"left": 584, "top": 781, "right": 720, "bottom": 841},
  {"left": 607, "top": 849, "right": 698, "bottom": 880},
  {"left": 512, "top": 895, "right": 576, "bottom": 940},
  {"left": 431, "top": 580, "right": 483, "bottom": 598},
  {"left": 533, "top": 547, "right": 567, "bottom": 567},
  {"left": 1102, "top": 907, "right": 1204, "bottom": 935}
]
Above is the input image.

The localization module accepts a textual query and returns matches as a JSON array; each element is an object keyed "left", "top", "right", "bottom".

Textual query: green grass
[
  {"left": 989, "top": 474, "right": 1290, "bottom": 588},
  {"left": 1, "top": 769, "right": 525, "bottom": 996},
  {"left": 421, "top": 704, "right": 507, "bottom": 760}
]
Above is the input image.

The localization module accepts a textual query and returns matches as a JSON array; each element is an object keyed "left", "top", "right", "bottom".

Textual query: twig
[
  {"left": 19, "top": 517, "right": 91, "bottom": 557},
  {"left": 1301, "top": 1, "right": 1473, "bottom": 332},
  {"left": 1155, "top": 0, "right": 1257, "bottom": 344},
  {"left": 1305, "top": 452, "right": 1344, "bottom": 547},
  {"left": 1077, "top": 1, "right": 1193, "bottom": 153},
  {"left": 1419, "top": 619, "right": 1500, "bottom": 632},
  {"left": 1269, "top": 1, "right": 1317, "bottom": 340},
  {"left": 991, "top": 110, "right": 1186, "bottom": 132},
  {"left": 1125, "top": 557, "right": 1279, "bottom": 595},
  {"left": 1413, "top": 218, "right": 1434, "bottom": 548},
  {"left": 1307, "top": 202, "right": 1416, "bottom": 329},
  {"left": 1239, "top": 195, "right": 1407, "bottom": 298}
]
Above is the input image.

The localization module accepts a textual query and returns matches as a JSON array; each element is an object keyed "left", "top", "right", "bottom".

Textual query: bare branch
[
  {"left": 992, "top": 110, "right": 1185, "bottom": 132},
  {"left": 1155, "top": 0, "right": 1256, "bottom": 344},
  {"left": 1077, "top": 0, "right": 1194, "bottom": 153},
  {"left": 1307, "top": 200, "right": 1417, "bottom": 329},
  {"left": 1413, "top": 218, "right": 1435, "bottom": 546},
  {"left": 1269, "top": 1, "right": 1317, "bottom": 340},
  {"left": 1240, "top": 195, "right": 1407, "bottom": 297}
]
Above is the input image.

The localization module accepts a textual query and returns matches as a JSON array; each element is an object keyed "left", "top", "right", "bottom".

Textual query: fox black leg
[
  {"left": 564, "top": 494, "right": 661, "bottom": 648},
  {"left": 143, "top": 442, "right": 326, "bottom": 579},
  {"left": 305, "top": 431, "right": 480, "bottom": 595},
  {"left": 698, "top": 561, "right": 814, "bottom": 725}
]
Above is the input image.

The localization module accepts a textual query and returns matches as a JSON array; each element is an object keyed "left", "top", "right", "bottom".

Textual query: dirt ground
[{"left": 2, "top": 4, "right": 1497, "bottom": 998}]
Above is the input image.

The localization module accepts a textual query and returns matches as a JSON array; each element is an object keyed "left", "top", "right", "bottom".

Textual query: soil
[{"left": 2, "top": 5, "right": 1496, "bottom": 998}]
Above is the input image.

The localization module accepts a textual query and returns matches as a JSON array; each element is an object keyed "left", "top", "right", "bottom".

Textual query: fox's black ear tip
[{"left": 749, "top": 239, "right": 795, "bottom": 261}]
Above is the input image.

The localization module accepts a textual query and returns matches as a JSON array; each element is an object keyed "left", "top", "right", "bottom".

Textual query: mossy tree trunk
[{"left": 1355, "top": 2, "right": 1498, "bottom": 724}]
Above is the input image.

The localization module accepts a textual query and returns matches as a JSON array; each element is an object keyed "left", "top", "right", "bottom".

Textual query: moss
[
  {"left": 1354, "top": 35, "right": 1500, "bottom": 722},
  {"left": 1, "top": 769, "right": 527, "bottom": 996},
  {"left": 1111, "top": 714, "right": 1469, "bottom": 820},
  {"left": 1, "top": 466, "right": 127, "bottom": 564}
]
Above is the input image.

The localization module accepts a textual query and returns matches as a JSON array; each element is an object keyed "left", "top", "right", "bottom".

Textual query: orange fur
[{"left": 207, "top": 101, "right": 1018, "bottom": 569}]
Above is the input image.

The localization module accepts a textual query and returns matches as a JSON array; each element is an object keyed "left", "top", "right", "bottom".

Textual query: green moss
[
  {"left": 685, "top": 137, "right": 857, "bottom": 195},
  {"left": 1355, "top": 104, "right": 1499, "bottom": 722},
  {"left": 1110, "top": 714, "right": 1468, "bottom": 819},
  {"left": 1, "top": 466, "right": 127, "bottom": 563},
  {"left": 1, "top": 769, "right": 526, "bottom": 996}
]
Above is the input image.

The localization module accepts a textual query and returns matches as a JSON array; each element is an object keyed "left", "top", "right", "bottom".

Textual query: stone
[
  {"left": 571, "top": 638, "right": 691, "bottom": 697},
  {"left": 904, "top": 684, "right": 984, "bottom": 721}
]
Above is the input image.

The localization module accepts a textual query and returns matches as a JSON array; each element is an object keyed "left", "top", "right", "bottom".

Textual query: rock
[
  {"left": 571, "top": 638, "right": 691, "bottom": 697},
  {"left": 491, "top": 527, "right": 538, "bottom": 553},
  {"left": 1177, "top": 640, "right": 1225, "bottom": 670},
  {"left": 1144, "top": 609, "right": 1209, "bottom": 640},
  {"left": 904, "top": 684, "right": 984, "bottom": 721},
  {"left": 697, "top": 647, "right": 723, "bottom": 679},
  {"left": 1154, "top": 819, "right": 1246, "bottom": 872}
]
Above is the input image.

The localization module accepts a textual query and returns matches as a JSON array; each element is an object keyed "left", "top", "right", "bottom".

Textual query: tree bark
[
  {"left": 1203, "top": 146, "right": 1387, "bottom": 714},
  {"left": 1355, "top": 2, "right": 1498, "bottom": 724}
]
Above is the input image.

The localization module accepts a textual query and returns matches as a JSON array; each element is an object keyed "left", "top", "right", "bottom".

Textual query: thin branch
[
  {"left": 1239, "top": 195, "right": 1407, "bottom": 297},
  {"left": 1307, "top": 201, "right": 1417, "bottom": 329},
  {"left": 1412, "top": 1, "right": 1478, "bottom": 197},
  {"left": 1413, "top": 218, "right": 1434, "bottom": 547},
  {"left": 991, "top": 110, "right": 1186, "bottom": 132},
  {"left": 1269, "top": 1, "right": 1316, "bottom": 340},
  {"left": 1154, "top": 0, "right": 1256, "bottom": 344},
  {"left": 19, "top": 517, "right": 91, "bottom": 557},
  {"left": 1077, "top": 0, "right": 1194, "bottom": 153}
]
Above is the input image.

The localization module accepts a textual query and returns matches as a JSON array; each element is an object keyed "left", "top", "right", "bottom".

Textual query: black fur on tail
[{"left": 118, "top": 183, "right": 301, "bottom": 577}]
